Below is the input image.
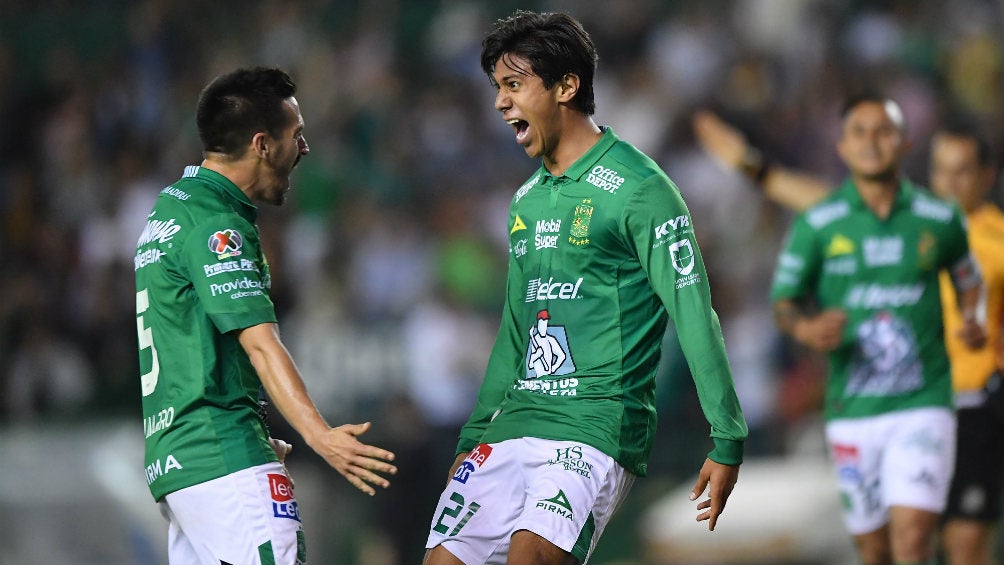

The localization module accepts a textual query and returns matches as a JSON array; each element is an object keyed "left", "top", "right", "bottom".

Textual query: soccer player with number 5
[{"left": 134, "top": 67, "right": 396, "bottom": 565}]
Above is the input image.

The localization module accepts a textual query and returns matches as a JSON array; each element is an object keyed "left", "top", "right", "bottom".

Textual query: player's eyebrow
[{"left": 496, "top": 73, "right": 521, "bottom": 85}]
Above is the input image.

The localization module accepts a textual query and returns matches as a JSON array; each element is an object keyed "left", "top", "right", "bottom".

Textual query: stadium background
[{"left": 1, "top": 1, "right": 1002, "bottom": 563}]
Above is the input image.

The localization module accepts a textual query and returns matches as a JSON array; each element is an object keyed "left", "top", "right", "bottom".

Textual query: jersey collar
[
  {"left": 540, "top": 127, "right": 619, "bottom": 182},
  {"left": 838, "top": 176, "right": 917, "bottom": 214}
]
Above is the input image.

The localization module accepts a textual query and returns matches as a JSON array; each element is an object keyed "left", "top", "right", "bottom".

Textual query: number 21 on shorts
[{"left": 433, "top": 492, "right": 480, "bottom": 536}]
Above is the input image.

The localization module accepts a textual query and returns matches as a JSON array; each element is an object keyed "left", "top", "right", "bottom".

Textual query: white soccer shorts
[
  {"left": 425, "top": 437, "right": 634, "bottom": 564},
  {"left": 825, "top": 406, "right": 956, "bottom": 535},
  {"left": 159, "top": 461, "right": 306, "bottom": 565}
]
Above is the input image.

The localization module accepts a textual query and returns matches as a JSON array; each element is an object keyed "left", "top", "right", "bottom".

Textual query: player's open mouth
[{"left": 508, "top": 118, "right": 530, "bottom": 143}]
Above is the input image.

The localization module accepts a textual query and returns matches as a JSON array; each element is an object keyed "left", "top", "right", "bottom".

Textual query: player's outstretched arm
[
  {"left": 238, "top": 322, "right": 397, "bottom": 495},
  {"left": 692, "top": 110, "right": 830, "bottom": 212},
  {"left": 690, "top": 458, "right": 739, "bottom": 531}
]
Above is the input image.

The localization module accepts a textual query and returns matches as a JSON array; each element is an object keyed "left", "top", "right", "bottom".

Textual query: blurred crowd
[{"left": 1, "top": 0, "right": 1002, "bottom": 560}]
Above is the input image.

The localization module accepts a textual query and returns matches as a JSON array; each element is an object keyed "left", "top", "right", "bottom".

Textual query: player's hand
[
  {"left": 956, "top": 318, "right": 987, "bottom": 350},
  {"left": 693, "top": 110, "right": 750, "bottom": 170},
  {"left": 269, "top": 437, "right": 296, "bottom": 487},
  {"left": 309, "top": 421, "right": 396, "bottom": 496},
  {"left": 794, "top": 309, "right": 847, "bottom": 352},
  {"left": 690, "top": 458, "right": 740, "bottom": 531},
  {"left": 269, "top": 437, "right": 293, "bottom": 463},
  {"left": 445, "top": 452, "right": 470, "bottom": 488}
]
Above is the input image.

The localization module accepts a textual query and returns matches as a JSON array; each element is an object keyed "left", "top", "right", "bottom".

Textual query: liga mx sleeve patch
[{"left": 208, "top": 228, "right": 244, "bottom": 260}]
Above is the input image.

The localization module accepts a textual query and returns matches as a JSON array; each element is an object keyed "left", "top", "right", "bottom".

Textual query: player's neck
[
  {"left": 854, "top": 175, "right": 900, "bottom": 220},
  {"left": 542, "top": 114, "right": 602, "bottom": 177},
  {"left": 201, "top": 153, "right": 261, "bottom": 200},
  {"left": 962, "top": 199, "right": 988, "bottom": 216}
]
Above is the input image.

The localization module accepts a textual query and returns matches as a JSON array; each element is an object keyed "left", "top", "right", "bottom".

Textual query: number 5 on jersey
[{"left": 136, "top": 288, "right": 159, "bottom": 396}]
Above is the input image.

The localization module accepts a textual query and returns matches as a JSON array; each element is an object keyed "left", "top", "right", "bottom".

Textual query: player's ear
[
  {"left": 252, "top": 132, "right": 269, "bottom": 159},
  {"left": 556, "top": 73, "right": 579, "bottom": 104}
]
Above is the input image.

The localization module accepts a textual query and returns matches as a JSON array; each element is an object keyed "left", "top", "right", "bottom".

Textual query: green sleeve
[
  {"left": 624, "top": 176, "right": 748, "bottom": 465},
  {"left": 456, "top": 253, "right": 524, "bottom": 455},
  {"left": 183, "top": 215, "right": 277, "bottom": 334},
  {"left": 948, "top": 206, "right": 971, "bottom": 263},
  {"left": 942, "top": 205, "right": 978, "bottom": 290},
  {"left": 769, "top": 214, "right": 821, "bottom": 303}
]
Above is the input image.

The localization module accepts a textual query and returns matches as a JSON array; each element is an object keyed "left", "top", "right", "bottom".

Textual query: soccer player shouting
[{"left": 423, "top": 11, "right": 747, "bottom": 565}]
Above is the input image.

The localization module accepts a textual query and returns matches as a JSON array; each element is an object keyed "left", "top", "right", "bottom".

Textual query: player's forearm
[
  {"left": 457, "top": 349, "right": 513, "bottom": 452},
  {"left": 238, "top": 323, "right": 330, "bottom": 446},
  {"left": 956, "top": 282, "right": 985, "bottom": 324},
  {"left": 457, "top": 373, "right": 507, "bottom": 452},
  {"left": 686, "top": 358, "right": 747, "bottom": 465},
  {"left": 692, "top": 110, "right": 829, "bottom": 212},
  {"left": 671, "top": 292, "right": 748, "bottom": 454},
  {"left": 762, "top": 168, "right": 830, "bottom": 212},
  {"left": 773, "top": 299, "right": 805, "bottom": 339},
  {"left": 458, "top": 295, "right": 522, "bottom": 452}
]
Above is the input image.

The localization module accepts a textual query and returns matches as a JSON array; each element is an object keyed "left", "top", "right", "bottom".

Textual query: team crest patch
[
  {"left": 209, "top": 229, "right": 243, "bottom": 259},
  {"left": 568, "top": 199, "right": 593, "bottom": 246},
  {"left": 916, "top": 230, "right": 937, "bottom": 269},
  {"left": 669, "top": 239, "right": 695, "bottom": 275}
]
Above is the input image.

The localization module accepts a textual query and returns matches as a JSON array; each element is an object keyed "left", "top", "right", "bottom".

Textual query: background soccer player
[
  {"left": 762, "top": 96, "right": 988, "bottom": 564},
  {"left": 696, "top": 109, "right": 1004, "bottom": 565}
]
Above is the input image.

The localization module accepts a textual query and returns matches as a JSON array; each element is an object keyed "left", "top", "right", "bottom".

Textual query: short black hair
[
  {"left": 839, "top": 92, "right": 906, "bottom": 132},
  {"left": 840, "top": 92, "right": 885, "bottom": 118},
  {"left": 935, "top": 119, "right": 995, "bottom": 167},
  {"left": 196, "top": 67, "right": 297, "bottom": 156},
  {"left": 481, "top": 10, "right": 598, "bottom": 115}
]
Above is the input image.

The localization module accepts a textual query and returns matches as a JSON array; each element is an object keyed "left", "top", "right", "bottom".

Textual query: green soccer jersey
[
  {"left": 135, "top": 166, "right": 278, "bottom": 501},
  {"left": 771, "top": 178, "right": 972, "bottom": 421},
  {"left": 457, "top": 128, "right": 748, "bottom": 475}
]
